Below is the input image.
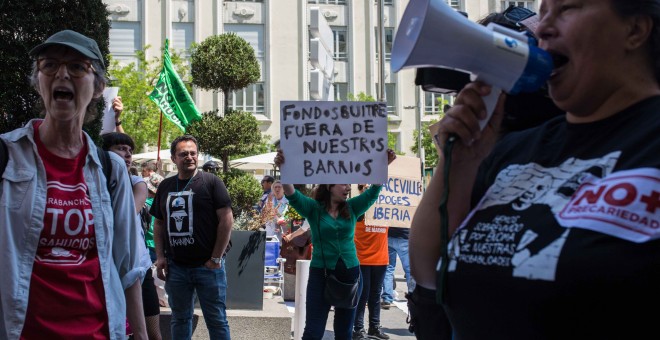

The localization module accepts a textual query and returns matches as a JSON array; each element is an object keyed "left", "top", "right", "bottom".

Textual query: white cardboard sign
[
  {"left": 279, "top": 101, "right": 388, "bottom": 184},
  {"left": 365, "top": 156, "right": 422, "bottom": 228},
  {"left": 101, "top": 87, "right": 119, "bottom": 135}
]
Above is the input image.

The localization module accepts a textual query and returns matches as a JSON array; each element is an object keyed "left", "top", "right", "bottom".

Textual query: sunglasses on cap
[{"left": 502, "top": 5, "right": 536, "bottom": 29}]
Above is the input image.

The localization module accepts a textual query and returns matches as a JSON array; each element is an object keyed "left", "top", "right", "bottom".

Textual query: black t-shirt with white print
[
  {"left": 150, "top": 171, "right": 231, "bottom": 267},
  {"left": 443, "top": 96, "right": 660, "bottom": 340}
]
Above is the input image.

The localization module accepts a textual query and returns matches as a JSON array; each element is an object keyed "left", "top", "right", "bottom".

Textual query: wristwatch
[
  {"left": 115, "top": 120, "right": 122, "bottom": 126},
  {"left": 210, "top": 257, "right": 222, "bottom": 264}
]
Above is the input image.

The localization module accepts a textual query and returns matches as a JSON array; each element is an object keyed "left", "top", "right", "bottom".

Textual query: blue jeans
[
  {"left": 303, "top": 262, "right": 362, "bottom": 340},
  {"left": 354, "top": 265, "right": 387, "bottom": 331},
  {"left": 165, "top": 259, "right": 230, "bottom": 340},
  {"left": 382, "top": 237, "right": 415, "bottom": 303}
]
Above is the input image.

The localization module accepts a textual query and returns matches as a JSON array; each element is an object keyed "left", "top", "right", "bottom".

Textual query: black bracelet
[{"left": 115, "top": 120, "right": 122, "bottom": 126}]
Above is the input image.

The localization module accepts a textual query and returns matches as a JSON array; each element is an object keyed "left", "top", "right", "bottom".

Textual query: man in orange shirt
[{"left": 353, "top": 184, "right": 390, "bottom": 340}]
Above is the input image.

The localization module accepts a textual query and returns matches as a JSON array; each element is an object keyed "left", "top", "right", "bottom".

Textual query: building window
[
  {"left": 332, "top": 27, "right": 347, "bottom": 61},
  {"left": 424, "top": 92, "right": 455, "bottom": 115},
  {"left": 375, "top": 0, "right": 394, "bottom": 5},
  {"left": 501, "top": 0, "right": 534, "bottom": 10},
  {"left": 230, "top": 83, "right": 265, "bottom": 114},
  {"left": 333, "top": 82, "right": 348, "bottom": 101},
  {"left": 374, "top": 27, "right": 393, "bottom": 61},
  {"left": 172, "top": 22, "right": 194, "bottom": 57},
  {"left": 225, "top": 24, "right": 264, "bottom": 59},
  {"left": 377, "top": 83, "right": 396, "bottom": 114},
  {"left": 226, "top": 0, "right": 263, "bottom": 2},
  {"left": 308, "top": 0, "right": 347, "bottom": 4},
  {"left": 385, "top": 83, "right": 396, "bottom": 114},
  {"left": 447, "top": 0, "right": 461, "bottom": 10},
  {"left": 225, "top": 24, "right": 265, "bottom": 115},
  {"left": 109, "top": 21, "right": 142, "bottom": 66},
  {"left": 171, "top": 0, "right": 194, "bottom": 57}
]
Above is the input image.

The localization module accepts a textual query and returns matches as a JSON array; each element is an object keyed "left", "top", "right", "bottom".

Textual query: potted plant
[
  {"left": 284, "top": 206, "right": 305, "bottom": 233},
  {"left": 226, "top": 209, "right": 267, "bottom": 310}
]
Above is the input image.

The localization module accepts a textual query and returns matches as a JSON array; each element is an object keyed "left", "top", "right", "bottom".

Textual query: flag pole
[{"left": 156, "top": 111, "right": 164, "bottom": 164}]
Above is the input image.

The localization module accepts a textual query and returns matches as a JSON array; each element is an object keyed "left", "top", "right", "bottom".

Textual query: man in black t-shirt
[{"left": 150, "top": 135, "right": 233, "bottom": 340}]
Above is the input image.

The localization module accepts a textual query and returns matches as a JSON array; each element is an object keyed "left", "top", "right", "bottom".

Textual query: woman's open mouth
[
  {"left": 53, "top": 87, "right": 74, "bottom": 102},
  {"left": 549, "top": 52, "right": 569, "bottom": 77}
]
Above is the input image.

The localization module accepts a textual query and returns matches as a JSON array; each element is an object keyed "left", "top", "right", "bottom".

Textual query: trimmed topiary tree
[
  {"left": 187, "top": 109, "right": 262, "bottom": 173},
  {"left": 190, "top": 33, "right": 260, "bottom": 112},
  {"left": 219, "top": 168, "right": 262, "bottom": 218}
]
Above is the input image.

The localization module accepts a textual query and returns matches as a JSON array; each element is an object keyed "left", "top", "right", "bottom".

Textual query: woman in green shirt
[{"left": 274, "top": 148, "right": 396, "bottom": 340}]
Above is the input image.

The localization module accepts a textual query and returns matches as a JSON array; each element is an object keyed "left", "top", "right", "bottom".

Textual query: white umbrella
[
  {"left": 229, "top": 152, "right": 278, "bottom": 170},
  {"left": 132, "top": 149, "right": 221, "bottom": 167},
  {"left": 131, "top": 149, "right": 172, "bottom": 161}
]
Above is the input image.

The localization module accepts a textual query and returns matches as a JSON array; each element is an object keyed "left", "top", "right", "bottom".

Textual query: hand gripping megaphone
[{"left": 392, "top": 0, "right": 553, "bottom": 129}]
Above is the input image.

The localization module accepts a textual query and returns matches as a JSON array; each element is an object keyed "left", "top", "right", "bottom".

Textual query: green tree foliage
[
  {"left": 190, "top": 33, "right": 260, "bottom": 112},
  {"left": 108, "top": 48, "right": 190, "bottom": 151},
  {"left": 187, "top": 109, "right": 262, "bottom": 173},
  {"left": 412, "top": 95, "right": 450, "bottom": 168},
  {"left": 219, "top": 168, "right": 262, "bottom": 218},
  {"left": 411, "top": 119, "right": 440, "bottom": 168},
  {"left": 0, "top": 0, "right": 110, "bottom": 145},
  {"left": 348, "top": 92, "right": 376, "bottom": 102},
  {"left": 234, "top": 134, "right": 274, "bottom": 159}
]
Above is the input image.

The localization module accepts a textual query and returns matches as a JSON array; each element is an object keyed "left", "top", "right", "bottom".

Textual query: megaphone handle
[{"left": 479, "top": 86, "right": 501, "bottom": 131}]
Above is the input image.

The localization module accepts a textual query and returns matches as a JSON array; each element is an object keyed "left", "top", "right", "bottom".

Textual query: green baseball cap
[{"left": 29, "top": 30, "right": 105, "bottom": 68}]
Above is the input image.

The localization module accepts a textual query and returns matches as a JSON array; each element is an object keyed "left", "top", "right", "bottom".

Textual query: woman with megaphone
[{"left": 407, "top": 0, "right": 660, "bottom": 339}]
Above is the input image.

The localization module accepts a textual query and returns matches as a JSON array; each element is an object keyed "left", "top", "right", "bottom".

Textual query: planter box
[{"left": 225, "top": 230, "right": 266, "bottom": 310}]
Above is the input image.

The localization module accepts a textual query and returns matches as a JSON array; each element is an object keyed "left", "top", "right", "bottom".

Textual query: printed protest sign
[
  {"left": 366, "top": 156, "right": 422, "bottom": 228},
  {"left": 279, "top": 101, "right": 388, "bottom": 184}
]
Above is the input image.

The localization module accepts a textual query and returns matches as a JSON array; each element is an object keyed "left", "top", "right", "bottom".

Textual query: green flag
[{"left": 149, "top": 39, "right": 201, "bottom": 132}]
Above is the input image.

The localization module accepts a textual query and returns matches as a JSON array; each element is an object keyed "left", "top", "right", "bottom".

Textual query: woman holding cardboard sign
[{"left": 274, "top": 148, "right": 396, "bottom": 340}]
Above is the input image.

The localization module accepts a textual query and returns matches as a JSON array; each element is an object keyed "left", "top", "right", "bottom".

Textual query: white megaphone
[{"left": 392, "top": 0, "right": 553, "bottom": 130}]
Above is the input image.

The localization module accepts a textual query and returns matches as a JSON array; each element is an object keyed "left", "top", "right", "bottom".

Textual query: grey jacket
[{"left": 0, "top": 119, "right": 145, "bottom": 339}]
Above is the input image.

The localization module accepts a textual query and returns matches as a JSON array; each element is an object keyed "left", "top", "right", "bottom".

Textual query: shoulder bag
[{"left": 314, "top": 213, "right": 360, "bottom": 309}]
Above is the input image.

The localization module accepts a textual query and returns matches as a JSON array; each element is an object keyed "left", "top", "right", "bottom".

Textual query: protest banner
[
  {"left": 365, "top": 156, "right": 422, "bottom": 228},
  {"left": 149, "top": 39, "right": 202, "bottom": 132},
  {"left": 279, "top": 101, "right": 388, "bottom": 184}
]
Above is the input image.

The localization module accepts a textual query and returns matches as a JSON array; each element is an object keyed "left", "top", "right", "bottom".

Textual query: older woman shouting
[{"left": 0, "top": 30, "right": 147, "bottom": 339}]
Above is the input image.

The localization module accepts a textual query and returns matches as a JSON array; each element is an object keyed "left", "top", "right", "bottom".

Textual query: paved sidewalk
[
  {"left": 162, "top": 260, "right": 415, "bottom": 339},
  {"left": 321, "top": 261, "right": 415, "bottom": 339},
  {"left": 284, "top": 260, "right": 414, "bottom": 339}
]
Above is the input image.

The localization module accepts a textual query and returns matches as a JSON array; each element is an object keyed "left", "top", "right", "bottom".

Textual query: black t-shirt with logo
[
  {"left": 151, "top": 171, "right": 232, "bottom": 267},
  {"left": 443, "top": 96, "right": 660, "bottom": 339}
]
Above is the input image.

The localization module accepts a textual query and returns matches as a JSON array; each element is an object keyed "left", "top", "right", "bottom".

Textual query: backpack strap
[
  {"left": 0, "top": 139, "right": 7, "bottom": 180},
  {"left": 0, "top": 141, "right": 113, "bottom": 197},
  {"left": 96, "top": 148, "right": 115, "bottom": 195}
]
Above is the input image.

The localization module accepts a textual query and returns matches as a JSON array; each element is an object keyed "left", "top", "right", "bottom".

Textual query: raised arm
[
  {"left": 274, "top": 149, "right": 294, "bottom": 195},
  {"left": 113, "top": 96, "right": 125, "bottom": 133},
  {"left": 409, "top": 82, "right": 504, "bottom": 289}
]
